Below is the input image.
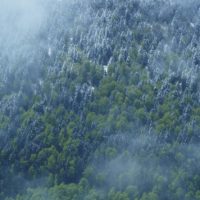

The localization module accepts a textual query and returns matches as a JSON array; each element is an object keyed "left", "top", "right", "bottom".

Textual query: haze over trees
[{"left": 1, "top": 0, "right": 200, "bottom": 199}]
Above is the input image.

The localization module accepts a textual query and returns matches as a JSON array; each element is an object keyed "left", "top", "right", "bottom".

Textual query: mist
[
  {"left": 1, "top": 0, "right": 200, "bottom": 199},
  {"left": 0, "top": 0, "right": 47, "bottom": 69},
  {"left": 84, "top": 132, "right": 200, "bottom": 199},
  {"left": 0, "top": 0, "right": 74, "bottom": 73}
]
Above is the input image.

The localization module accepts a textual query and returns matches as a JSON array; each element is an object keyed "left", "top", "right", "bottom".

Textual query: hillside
[{"left": 1, "top": 0, "right": 200, "bottom": 199}]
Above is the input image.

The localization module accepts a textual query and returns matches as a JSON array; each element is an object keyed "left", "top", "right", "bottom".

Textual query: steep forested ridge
[{"left": 1, "top": 0, "right": 200, "bottom": 199}]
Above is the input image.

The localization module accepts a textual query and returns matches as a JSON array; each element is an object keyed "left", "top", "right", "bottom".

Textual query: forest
[{"left": 1, "top": 0, "right": 200, "bottom": 199}]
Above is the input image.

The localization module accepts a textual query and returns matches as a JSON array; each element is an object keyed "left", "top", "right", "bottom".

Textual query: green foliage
[{"left": 2, "top": 7, "right": 200, "bottom": 200}]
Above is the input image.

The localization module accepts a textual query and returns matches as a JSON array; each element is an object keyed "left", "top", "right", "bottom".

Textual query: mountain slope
[{"left": 1, "top": 0, "right": 200, "bottom": 199}]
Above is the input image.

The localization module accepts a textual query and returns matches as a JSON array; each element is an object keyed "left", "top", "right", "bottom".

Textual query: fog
[
  {"left": 1, "top": 0, "right": 200, "bottom": 199},
  {"left": 86, "top": 132, "right": 200, "bottom": 199},
  {"left": 0, "top": 0, "right": 73, "bottom": 73},
  {"left": 0, "top": 0, "right": 46, "bottom": 68},
  {"left": 0, "top": 0, "right": 46, "bottom": 38}
]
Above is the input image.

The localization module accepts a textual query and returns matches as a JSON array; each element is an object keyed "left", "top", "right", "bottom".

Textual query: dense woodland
[{"left": 1, "top": 0, "right": 200, "bottom": 199}]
